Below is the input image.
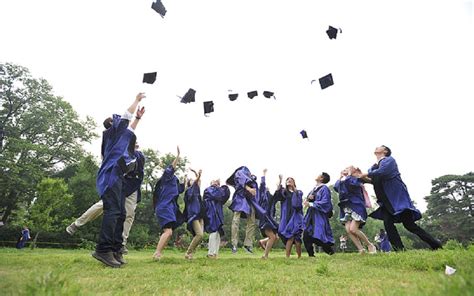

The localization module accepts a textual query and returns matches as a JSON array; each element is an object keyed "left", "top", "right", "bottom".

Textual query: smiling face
[{"left": 286, "top": 177, "right": 296, "bottom": 189}]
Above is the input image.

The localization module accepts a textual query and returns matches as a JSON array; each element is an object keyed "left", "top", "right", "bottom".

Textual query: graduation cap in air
[
  {"left": 263, "top": 91, "right": 276, "bottom": 99},
  {"left": 300, "top": 130, "right": 308, "bottom": 139},
  {"left": 142, "top": 72, "right": 157, "bottom": 84},
  {"left": 229, "top": 93, "right": 238, "bottom": 101},
  {"left": 180, "top": 88, "right": 196, "bottom": 104},
  {"left": 319, "top": 73, "right": 334, "bottom": 90},
  {"left": 247, "top": 91, "right": 258, "bottom": 99},
  {"left": 326, "top": 26, "right": 342, "bottom": 39},
  {"left": 203, "top": 101, "right": 214, "bottom": 116},
  {"left": 151, "top": 0, "right": 167, "bottom": 18}
]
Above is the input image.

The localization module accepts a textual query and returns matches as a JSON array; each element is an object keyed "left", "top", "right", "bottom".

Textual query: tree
[
  {"left": 423, "top": 172, "right": 474, "bottom": 245},
  {"left": 0, "top": 63, "right": 97, "bottom": 224},
  {"left": 28, "top": 178, "right": 73, "bottom": 248}
]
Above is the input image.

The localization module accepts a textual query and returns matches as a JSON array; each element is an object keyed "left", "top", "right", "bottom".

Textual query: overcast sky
[{"left": 1, "top": 0, "right": 473, "bottom": 211}]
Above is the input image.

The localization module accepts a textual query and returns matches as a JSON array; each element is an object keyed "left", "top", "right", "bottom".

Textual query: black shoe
[
  {"left": 92, "top": 251, "right": 121, "bottom": 268},
  {"left": 243, "top": 245, "right": 253, "bottom": 254},
  {"left": 114, "top": 252, "right": 127, "bottom": 265},
  {"left": 119, "top": 245, "right": 129, "bottom": 255}
]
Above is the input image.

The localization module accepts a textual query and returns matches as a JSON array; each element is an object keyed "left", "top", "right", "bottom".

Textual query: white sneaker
[{"left": 66, "top": 223, "right": 78, "bottom": 235}]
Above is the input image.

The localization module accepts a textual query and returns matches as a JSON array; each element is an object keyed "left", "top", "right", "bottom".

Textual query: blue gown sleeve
[
  {"left": 273, "top": 188, "right": 285, "bottom": 201},
  {"left": 312, "top": 186, "right": 332, "bottom": 213},
  {"left": 334, "top": 180, "right": 341, "bottom": 193},
  {"left": 368, "top": 157, "right": 394, "bottom": 178},
  {"left": 161, "top": 165, "right": 175, "bottom": 182}
]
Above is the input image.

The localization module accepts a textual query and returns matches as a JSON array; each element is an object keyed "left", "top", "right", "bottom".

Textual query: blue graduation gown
[
  {"left": 368, "top": 156, "right": 422, "bottom": 222},
  {"left": 303, "top": 185, "right": 334, "bottom": 244},
  {"left": 380, "top": 233, "right": 391, "bottom": 252},
  {"left": 275, "top": 188, "right": 304, "bottom": 241},
  {"left": 334, "top": 176, "right": 368, "bottom": 224},
  {"left": 203, "top": 185, "right": 231, "bottom": 235},
  {"left": 16, "top": 229, "right": 30, "bottom": 249},
  {"left": 96, "top": 114, "right": 136, "bottom": 196},
  {"left": 122, "top": 150, "right": 145, "bottom": 202},
  {"left": 228, "top": 166, "right": 253, "bottom": 216},
  {"left": 184, "top": 183, "right": 203, "bottom": 235},
  {"left": 257, "top": 176, "right": 279, "bottom": 233},
  {"left": 154, "top": 165, "right": 185, "bottom": 229}
]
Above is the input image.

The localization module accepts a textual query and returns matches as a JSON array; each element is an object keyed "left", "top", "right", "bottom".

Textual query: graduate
[
  {"left": 362, "top": 145, "right": 442, "bottom": 251},
  {"left": 334, "top": 166, "right": 376, "bottom": 254},
  {"left": 226, "top": 166, "right": 266, "bottom": 254},
  {"left": 153, "top": 146, "right": 185, "bottom": 260},
  {"left": 257, "top": 169, "right": 279, "bottom": 259},
  {"left": 92, "top": 93, "right": 145, "bottom": 268},
  {"left": 274, "top": 175, "right": 304, "bottom": 258},
  {"left": 183, "top": 168, "right": 204, "bottom": 259},
  {"left": 302, "top": 172, "right": 335, "bottom": 256},
  {"left": 16, "top": 226, "right": 31, "bottom": 249},
  {"left": 203, "top": 179, "right": 231, "bottom": 259}
]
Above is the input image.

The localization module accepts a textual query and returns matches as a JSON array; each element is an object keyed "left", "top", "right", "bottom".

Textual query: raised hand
[{"left": 136, "top": 92, "right": 146, "bottom": 101}]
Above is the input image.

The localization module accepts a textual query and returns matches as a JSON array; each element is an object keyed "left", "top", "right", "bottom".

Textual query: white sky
[{"left": 1, "top": 0, "right": 473, "bottom": 211}]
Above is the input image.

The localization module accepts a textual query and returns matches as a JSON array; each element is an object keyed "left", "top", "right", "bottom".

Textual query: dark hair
[
  {"left": 103, "top": 117, "right": 113, "bottom": 129},
  {"left": 286, "top": 177, "right": 296, "bottom": 188},
  {"left": 381, "top": 145, "right": 392, "bottom": 157},
  {"left": 321, "top": 172, "right": 330, "bottom": 184}
]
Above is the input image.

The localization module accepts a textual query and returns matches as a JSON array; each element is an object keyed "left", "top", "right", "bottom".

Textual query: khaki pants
[
  {"left": 231, "top": 206, "right": 256, "bottom": 247},
  {"left": 73, "top": 191, "right": 138, "bottom": 246},
  {"left": 208, "top": 232, "right": 221, "bottom": 256},
  {"left": 186, "top": 219, "right": 204, "bottom": 255}
]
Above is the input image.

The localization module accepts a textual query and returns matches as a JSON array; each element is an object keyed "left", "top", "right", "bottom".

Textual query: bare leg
[
  {"left": 154, "top": 228, "right": 172, "bottom": 259},
  {"left": 259, "top": 237, "right": 269, "bottom": 249},
  {"left": 350, "top": 221, "right": 376, "bottom": 253},
  {"left": 345, "top": 222, "right": 364, "bottom": 251},
  {"left": 285, "top": 238, "right": 294, "bottom": 258},
  {"left": 295, "top": 240, "right": 302, "bottom": 258},
  {"left": 263, "top": 230, "right": 277, "bottom": 258}
]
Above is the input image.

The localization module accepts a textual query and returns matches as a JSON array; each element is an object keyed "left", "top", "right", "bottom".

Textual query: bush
[{"left": 444, "top": 239, "right": 465, "bottom": 250}]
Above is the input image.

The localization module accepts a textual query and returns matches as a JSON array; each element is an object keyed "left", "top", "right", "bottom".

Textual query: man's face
[{"left": 374, "top": 146, "right": 386, "bottom": 158}]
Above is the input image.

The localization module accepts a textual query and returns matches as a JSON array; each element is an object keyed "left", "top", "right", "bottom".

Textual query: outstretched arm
[
  {"left": 127, "top": 92, "right": 146, "bottom": 115},
  {"left": 172, "top": 146, "right": 180, "bottom": 170},
  {"left": 130, "top": 106, "right": 145, "bottom": 130},
  {"left": 191, "top": 169, "right": 202, "bottom": 187}
]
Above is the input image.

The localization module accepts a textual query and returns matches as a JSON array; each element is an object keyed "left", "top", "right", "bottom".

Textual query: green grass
[{"left": 0, "top": 247, "right": 473, "bottom": 295}]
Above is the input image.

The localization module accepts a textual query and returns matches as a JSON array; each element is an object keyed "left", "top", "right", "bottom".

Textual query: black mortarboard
[
  {"left": 180, "top": 88, "right": 196, "bottom": 104},
  {"left": 203, "top": 101, "right": 214, "bottom": 116},
  {"left": 300, "top": 130, "right": 308, "bottom": 139},
  {"left": 263, "top": 91, "right": 275, "bottom": 99},
  {"left": 151, "top": 0, "right": 167, "bottom": 18},
  {"left": 229, "top": 93, "right": 238, "bottom": 101},
  {"left": 247, "top": 91, "right": 258, "bottom": 99},
  {"left": 326, "top": 26, "right": 341, "bottom": 39},
  {"left": 319, "top": 73, "right": 334, "bottom": 89},
  {"left": 142, "top": 72, "right": 157, "bottom": 84}
]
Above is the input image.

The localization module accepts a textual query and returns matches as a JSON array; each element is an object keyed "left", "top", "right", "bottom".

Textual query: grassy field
[{"left": 0, "top": 247, "right": 473, "bottom": 295}]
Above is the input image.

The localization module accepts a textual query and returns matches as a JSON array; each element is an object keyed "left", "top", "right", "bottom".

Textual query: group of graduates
[{"left": 77, "top": 93, "right": 441, "bottom": 268}]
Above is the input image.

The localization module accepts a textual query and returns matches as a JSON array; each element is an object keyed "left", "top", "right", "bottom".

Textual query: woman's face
[{"left": 286, "top": 177, "right": 295, "bottom": 187}]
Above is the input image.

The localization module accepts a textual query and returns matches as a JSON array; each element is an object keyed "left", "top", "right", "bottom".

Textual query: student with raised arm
[
  {"left": 257, "top": 169, "right": 279, "bottom": 259},
  {"left": 203, "top": 179, "right": 231, "bottom": 259},
  {"left": 92, "top": 93, "right": 145, "bottom": 268},
  {"left": 153, "top": 146, "right": 185, "bottom": 261},
  {"left": 183, "top": 168, "right": 204, "bottom": 259},
  {"left": 274, "top": 175, "right": 304, "bottom": 258}
]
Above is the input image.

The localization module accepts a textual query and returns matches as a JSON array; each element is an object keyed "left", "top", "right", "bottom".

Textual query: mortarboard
[
  {"left": 142, "top": 72, "right": 157, "bottom": 84},
  {"left": 247, "top": 91, "right": 258, "bottom": 99},
  {"left": 263, "top": 91, "right": 275, "bottom": 99},
  {"left": 300, "top": 130, "right": 308, "bottom": 139},
  {"left": 180, "top": 88, "right": 196, "bottom": 104},
  {"left": 203, "top": 101, "right": 214, "bottom": 116},
  {"left": 151, "top": 0, "right": 167, "bottom": 18},
  {"left": 326, "top": 26, "right": 342, "bottom": 39},
  {"left": 229, "top": 93, "right": 238, "bottom": 101},
  {"left": 319, "top": 73, "right": 334, "bottom": 90}
]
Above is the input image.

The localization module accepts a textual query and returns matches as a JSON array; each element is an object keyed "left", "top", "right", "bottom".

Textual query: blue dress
[
  {"left": 274, "top": 188, "right": 304, "bottom": 243},
  {"left": 184, "top": 182, "right": 203, "bottom": 235},
  {"left": 96, "top": 114, "right": 136, "bottom": 196},
  {"left": 203, "top": 185, "right": 231, "bottom": 235},
  {"left": 257, "top": 176, "right": 279, "bottom": 236},
  {"left": 303, "top": 185, "right": 334, "bottom": 245},
  {"left": 154, "top": 165, "right": 185, "bottom": 229},
  {"left": 368, "top": 156, "right": 422, "bottom": 222},
  {"left": 334, "top": 176, "right": 368, "bottom": 226}
]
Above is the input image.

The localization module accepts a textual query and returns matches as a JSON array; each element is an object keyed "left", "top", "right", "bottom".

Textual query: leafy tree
[
  {"left": 423, "top": 172, "right": 474, "bottom": 244},
  {"left": 28, "top": 178, "right": 73, "bottom": 248},
  {"left": 0, "top": 63, "right": 97, "bottom": 224}
]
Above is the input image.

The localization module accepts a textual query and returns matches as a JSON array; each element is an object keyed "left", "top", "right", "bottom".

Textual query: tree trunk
[
  {"left": 1, "top": 203, "right": 14, "bottom": 225},
  {"left": 31, "top": 231, "right": 40, "bottom": 250}
]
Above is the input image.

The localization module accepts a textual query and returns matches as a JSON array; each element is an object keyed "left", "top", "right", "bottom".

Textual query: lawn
[{"left": 0, "top": 247, "right": 472, "bottom": 295}]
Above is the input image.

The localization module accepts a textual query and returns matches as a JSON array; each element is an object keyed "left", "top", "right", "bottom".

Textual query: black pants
[
  {"left": 96, "top": 182, "right": 126, "bottom": 253},
  {"left": 303, "top": 232, "right": 335, "bottom": 256},
  {"left": 381, "top": 207, "right": 441, "bottom": 251}
]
